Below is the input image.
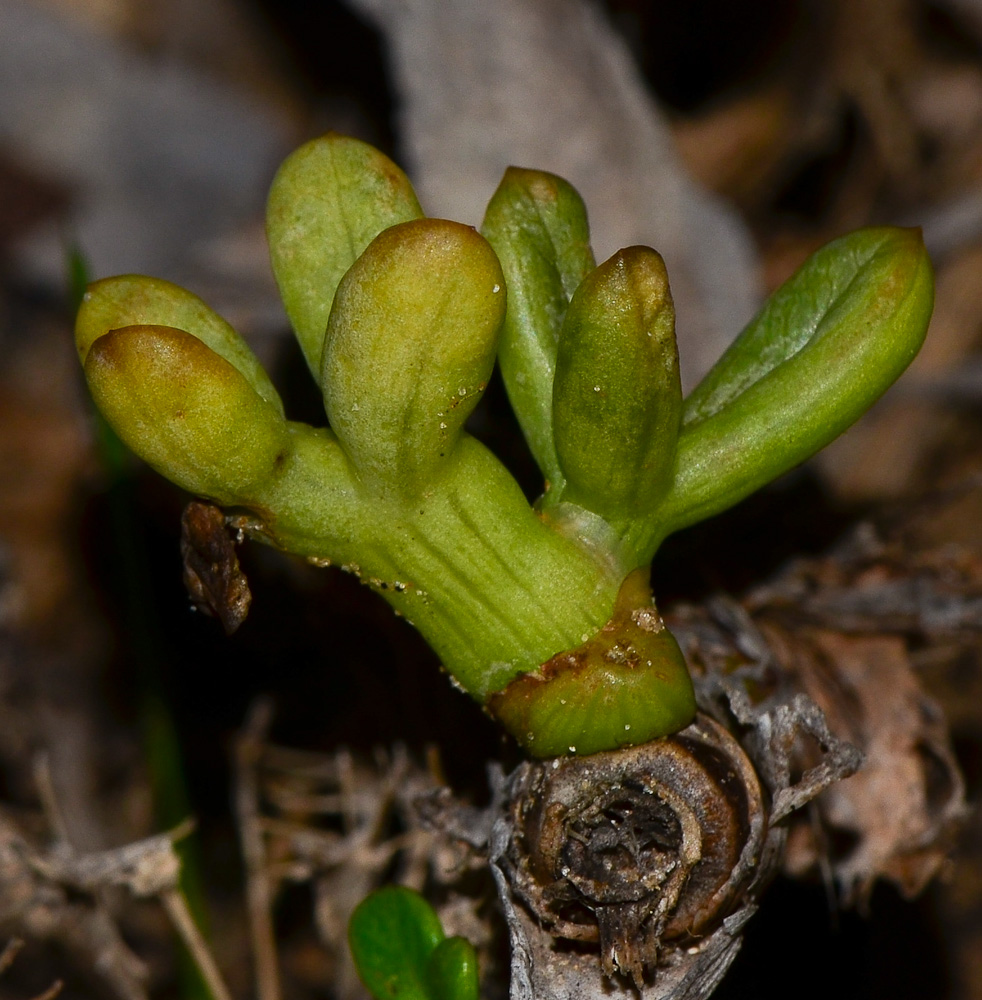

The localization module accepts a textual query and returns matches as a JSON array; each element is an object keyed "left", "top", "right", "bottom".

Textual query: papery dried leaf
[
  {"left": 760, "top": 625, "right": 966, "bottom": 901},
  {"left": 670, "top": 522, "right": 969, "bottom": 906}
]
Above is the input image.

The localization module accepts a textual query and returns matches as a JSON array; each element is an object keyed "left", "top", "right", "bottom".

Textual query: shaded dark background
[{"left": 0, "top": 1, "right": 980, "bottom": 998}]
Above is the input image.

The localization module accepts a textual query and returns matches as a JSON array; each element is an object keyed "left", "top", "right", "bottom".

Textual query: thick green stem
[{"left": 248, "top": 431, "right": 623, "bottom": 700}]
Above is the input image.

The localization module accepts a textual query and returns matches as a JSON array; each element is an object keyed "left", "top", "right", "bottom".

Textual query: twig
[
  {"left": 33, "top": 754, "right": 70, "bottom": 845},
  {"left": 160, "top": 889, "right": 234, "bottom": 1000},
  {"left": 26, "top": 757, "right": 229, "bottom": 1000},
  {"left": 0, "top": 938, "right": 63, "bottom": 1000},
  {"left": 0, "top": 938, "right": 25, "bottom": 976},
  {"left": 235, "top": 698, "right": 281, "bottom": 1000},
  {"left": 33, "top": 821, "right": 193, "bottom": 898},
  {"left": 28, "top": 980, "right": 64, "bottom": 1000}
]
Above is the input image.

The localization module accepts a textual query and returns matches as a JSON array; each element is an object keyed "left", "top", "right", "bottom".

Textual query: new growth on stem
[{"left": 75, "top": 133, "right": 934, "bottom": 759}]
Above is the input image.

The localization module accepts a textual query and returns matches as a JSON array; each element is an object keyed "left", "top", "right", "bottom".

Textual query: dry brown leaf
[
  {"left": 181, "top": 500, "right": 252, "bottom": 635},
  {"left": 761, "top": 625, "right": 966, "bottom": 900}
]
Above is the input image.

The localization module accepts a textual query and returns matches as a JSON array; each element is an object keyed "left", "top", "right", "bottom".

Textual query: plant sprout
[
  {"left": 75, "top": 133, "right": 934, "bottom": 759},
  {"left": 349, "top": 885, "right": 478, "bottom": 1000}
]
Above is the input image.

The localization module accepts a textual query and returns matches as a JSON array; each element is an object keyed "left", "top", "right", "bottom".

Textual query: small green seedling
[
  {"left": 348, "top": 885, "right": 479, "bottom": 1000},
  {"left": 75, "top": 133, "right": 934, "bottom": 758}
]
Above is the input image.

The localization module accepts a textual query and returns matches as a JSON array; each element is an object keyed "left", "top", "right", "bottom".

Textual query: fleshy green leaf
[
  {"left": 322, "top": 219, "right": 505, "bottom": 495},
  {"left": 424, "top": 937, "right": 479, "bottom": 1000},
  {"left": 655, "top": 227, "right": 934, "bottom": 538},
  {"left": 552, "top": 247, "right": 681, "bottom": 546},
  {"left": 76, "top": 275, "right": 283, "bottom": 414},
  {"left": 267, "top": 133, "right": 424, "bottom": 376},
  {"left": 481, "top": 168, "right": 595, "bottom": 488},
  {"left": 84, "top": 325, "right": 290, "bottom": 504},
  {"left": 348, "top": 887, "right": 445, "bottom": 1000}
]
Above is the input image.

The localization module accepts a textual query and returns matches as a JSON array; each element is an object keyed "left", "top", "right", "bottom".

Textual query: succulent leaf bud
[
  {"left": 76, "top": 275, "right": 283, "bottom": 413},
  {"left": 661, "top": 227, "right": 935, "bottom": 535},
  {"left": 267, "top": 133, "right": 424, "bottom": 375},
  {"left": 552, "top": 247, "right": 681, "bottom": 530},
  {"left": 481, "top": 168, "right": 595, "bottom": 487},
  {"left": 321, "top": 219, "right": 505, "bottom": 496},
  {"left": 84, "top": 325, "right": 290, "bottom": 504}
]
